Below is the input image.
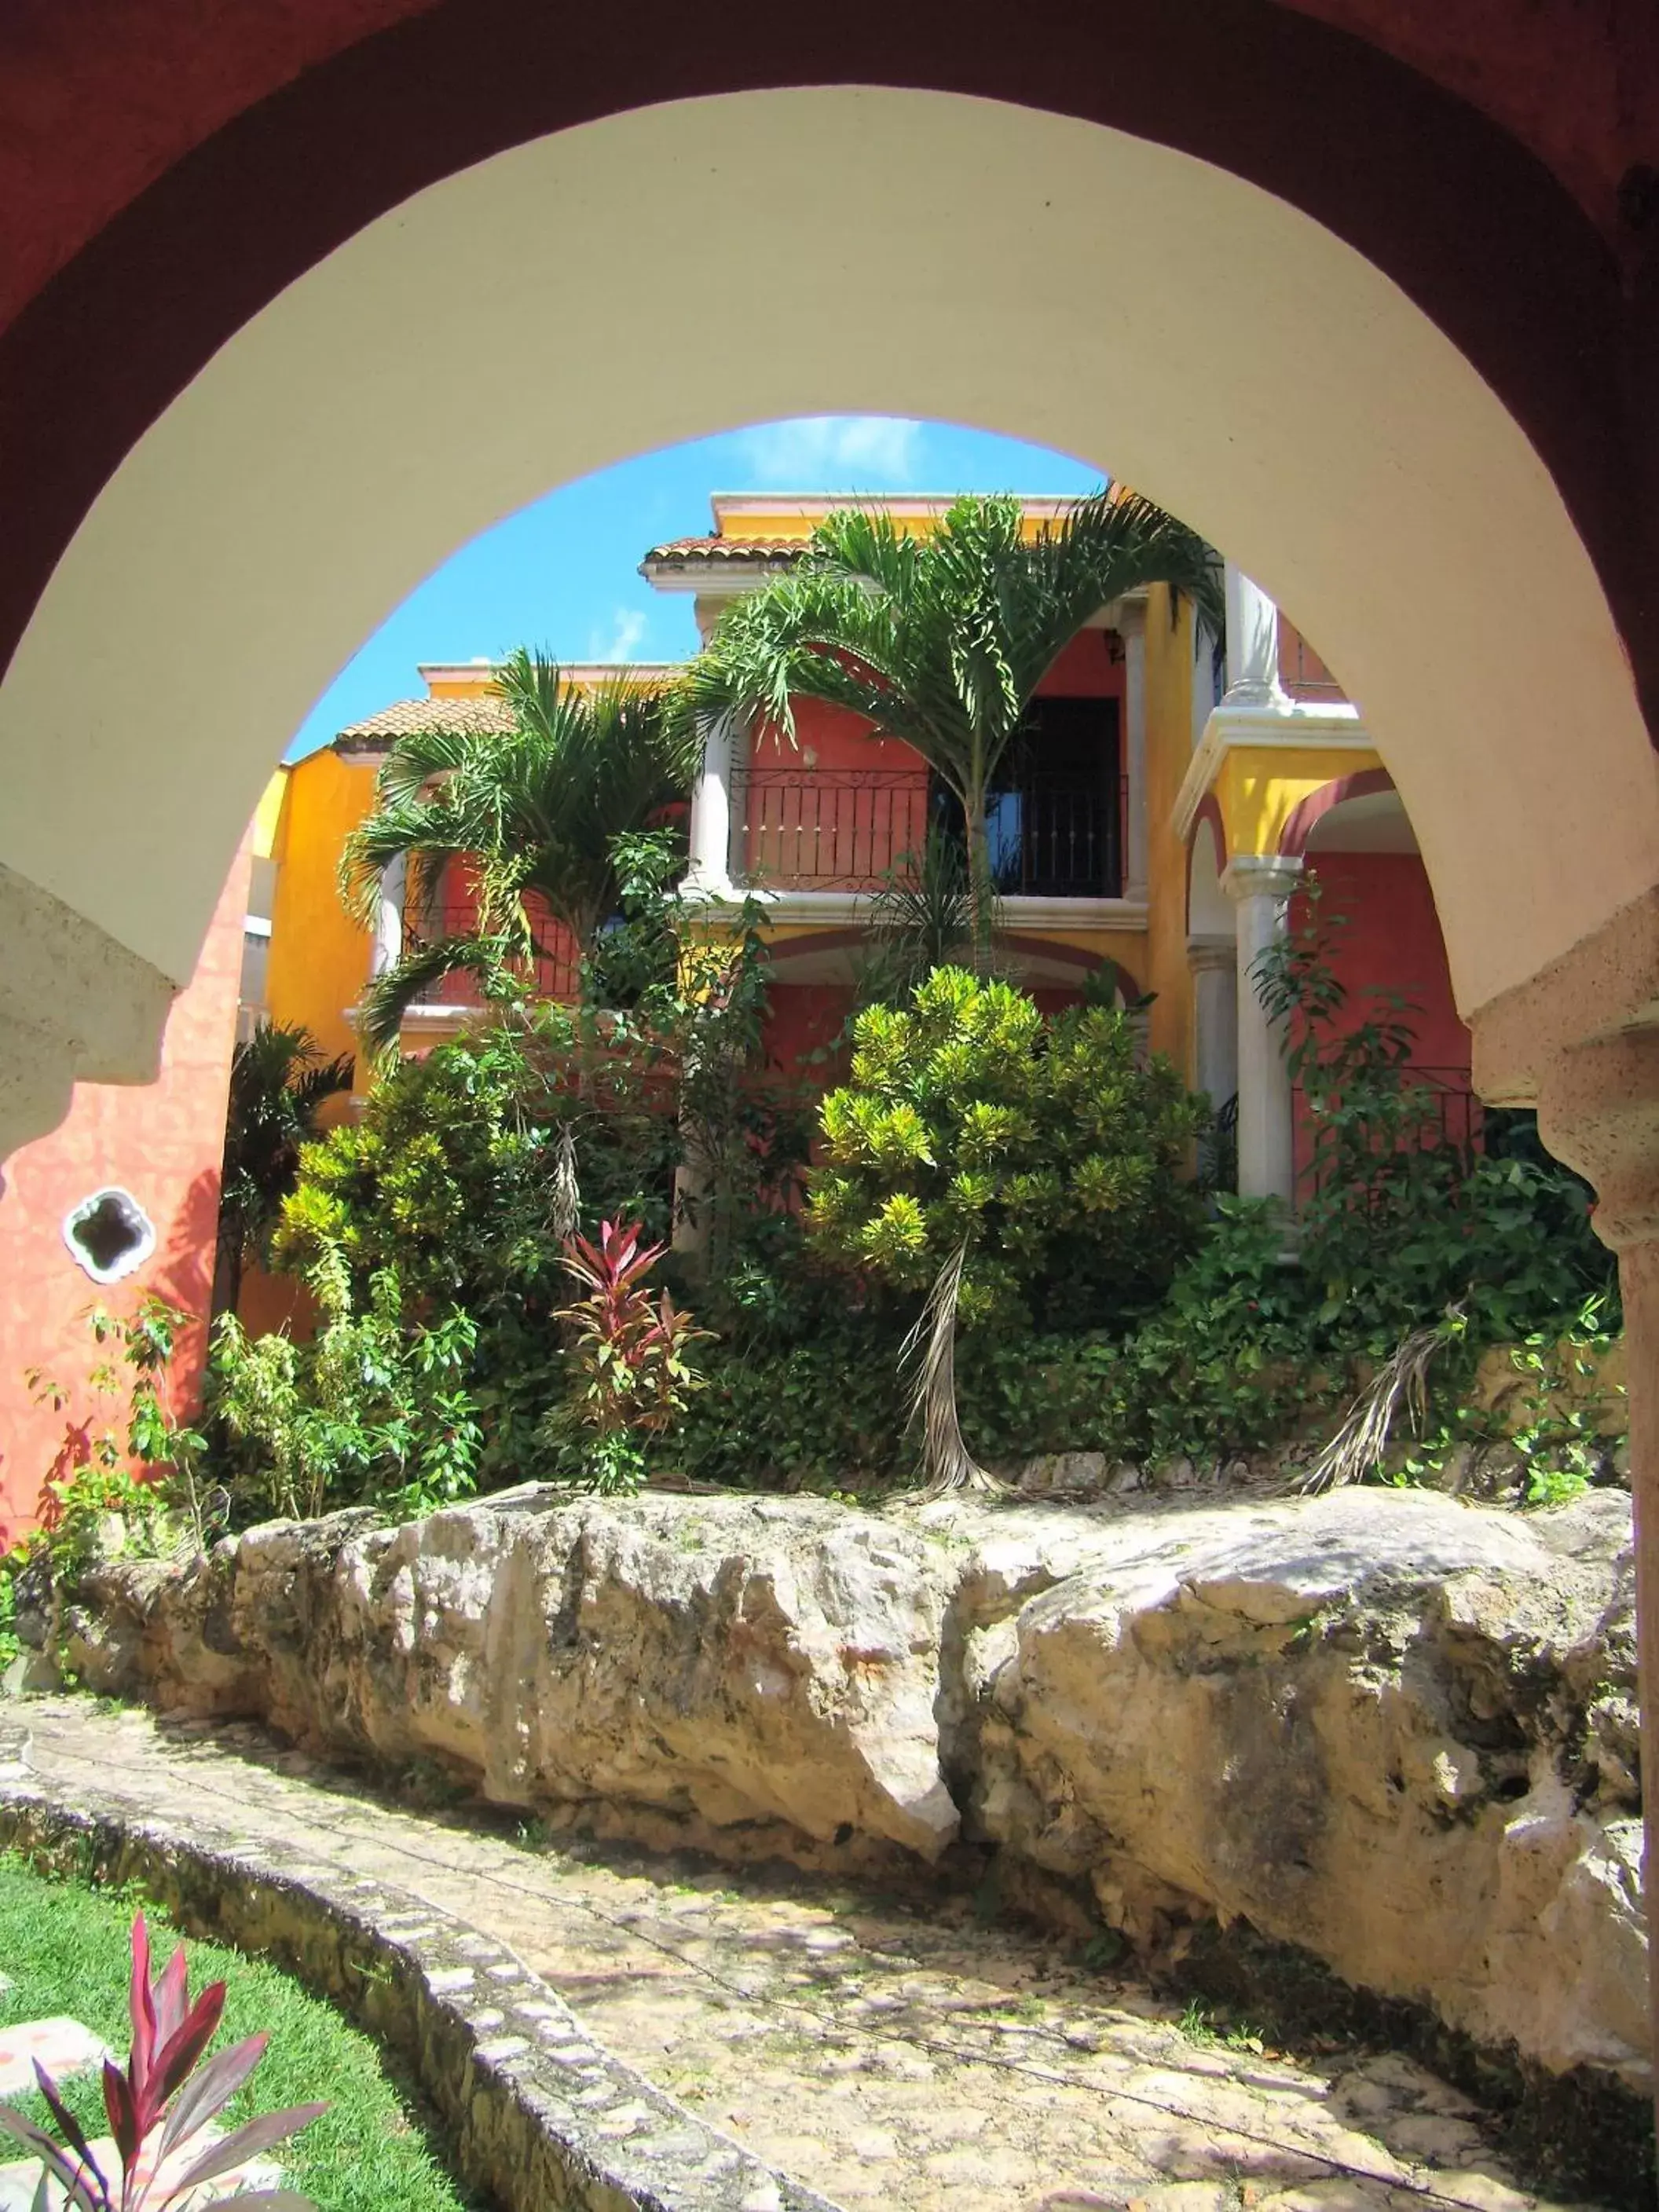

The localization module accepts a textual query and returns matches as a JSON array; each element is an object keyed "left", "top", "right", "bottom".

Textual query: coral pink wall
[
  {"left": 0, "top": 839, "right": 251, "bottom": 1546},
  {"left": 749, "top": 698, "right": 916, "bottom": 776},
  {"left": 1296, "top": 853, "right": 1470, "bottom": 1070},
  {"left": 764, "top": 983, "right": 854, "bottom": 1082},
  {"left": 1035, "top": 628, "right": 1124, "bottom": 699},
  {"left": 1291, "top": 851, "right": 1473, "bottom": 1185}
]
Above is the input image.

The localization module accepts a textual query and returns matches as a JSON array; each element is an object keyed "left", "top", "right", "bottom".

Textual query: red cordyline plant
[
  {"left": 0, "top": 1910, "right": 324, "bottom": 2212},
  {"left": 558, "top": 1219, "right": 709, "bottom": 1444}
]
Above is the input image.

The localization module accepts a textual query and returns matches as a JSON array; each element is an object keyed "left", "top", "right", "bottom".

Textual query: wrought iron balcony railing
[
  {"left": 733, "top": 767, "right": 1126, "bottom": 899},
  {"left": 405, "top": 902, "right": 581, "bottom": 1009},
  {"left": 1293, "top": 1064, "right": 1485, "bottom": 1189},
  {"left": 735, "top": 767, "right": 932, "bottom": 892}
]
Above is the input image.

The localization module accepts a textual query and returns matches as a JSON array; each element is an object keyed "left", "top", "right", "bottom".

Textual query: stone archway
[
  {"left": 2, "top": 86, "right": 1653, "bottom": 1155},
  {"left": 2, "top": 20, "right": 1657, "bottom": 2109}
]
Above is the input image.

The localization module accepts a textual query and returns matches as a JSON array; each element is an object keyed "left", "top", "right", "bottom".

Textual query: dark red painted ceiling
[
  {"left": 0, "top": 0, "right": 1653, "bottom": 738},
  {"left": 1, "top": 0, "right": 1653, "bottom": 342}
]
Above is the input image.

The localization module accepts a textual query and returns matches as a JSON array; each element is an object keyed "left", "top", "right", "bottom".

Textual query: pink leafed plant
[
  {"left": 558, "top": 1220, "right": 710, "bottom": 1441},
  {"left": 0, "top": 1909, "right": 324, "bottom": 2211}
]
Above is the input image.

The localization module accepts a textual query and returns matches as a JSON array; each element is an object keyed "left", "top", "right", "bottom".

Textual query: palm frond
[
  {"left": 218, "top": 1021, "right": 354, "bottom": 1272},
  {"left": 339, "top": 654, "right": 695, "bottom": 1005},
  {"left": 287, "top": 1051, "right": 354, "bottom": 1119},
  {"left": 370, "top": 722, "right": 478, "bottom": 806},
  {"left": 339, "top": 793, "right": 465, "bottom": 925},
  {"left": 1300, "top": 1309, "right": 1464, "bottom": 1494},
  {"left": 859, "top": 829, "right": 986, "bottom": 1006},
  {"left": 355, "top": 935, "right": 509, "bottom": 1060}
]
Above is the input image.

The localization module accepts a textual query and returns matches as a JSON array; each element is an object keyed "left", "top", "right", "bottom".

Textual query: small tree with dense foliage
[
  {"left": 341, "top": 650, "right": 699, "bottom": 1053},
  {"left": 804, "top": 967, "right": 1205, "bottom": 1332}
]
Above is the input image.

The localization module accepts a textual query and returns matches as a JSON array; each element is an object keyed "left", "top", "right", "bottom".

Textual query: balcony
[
  {"left": 407, "top": 900, "right": 581, "bottom": 1010},
  {"left": 733, "top": 767, "right": 1126, "bottom": 899},
  {"left": 1293, "top": 1064, "right": 1484, "bottom": 1191}
]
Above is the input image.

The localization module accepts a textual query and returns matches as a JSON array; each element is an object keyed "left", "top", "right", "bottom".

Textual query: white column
[
  {"left": 1192, "top": 611, "right": 1219, "bottom": 751},
  {"left": 1223, "top": 562, "right": 1285, "bottom": 705},
  {"left": 1118, "top": 603, "right": 1148, "bottom": 902},
  {"left": 1187, "top": 932, "right": 1239, "bottom": 1109},
  {"left": 1222, "top": 854, "right": 1302, "bottom": 1207},
  {"left": 370, "top": 854, "right": 405, "bottom": 978},
  {"left": 684, "top": 712, "right": 735, "bottom": 897}
]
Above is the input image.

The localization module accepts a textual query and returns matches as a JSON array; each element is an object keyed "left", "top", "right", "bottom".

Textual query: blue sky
[{"left": 286, "top": 417, "right": 1104, "bottom": 760}]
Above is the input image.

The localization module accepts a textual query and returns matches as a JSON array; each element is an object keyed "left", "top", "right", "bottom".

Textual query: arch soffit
[{"left": 1278, "top": 768, "right": 1399, "bottom": 858}]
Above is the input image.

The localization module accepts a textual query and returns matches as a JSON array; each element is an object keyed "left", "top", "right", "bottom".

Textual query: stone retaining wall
[{"left": 61, "top": 1483, "right": 1649, "bottom": 2098}]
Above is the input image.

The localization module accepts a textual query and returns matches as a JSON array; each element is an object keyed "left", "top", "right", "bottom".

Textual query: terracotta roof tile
[
  {"left": 335, "top": 694, "right": 515, "bottom": 749},
  {"left": 642, "top": 535, "right": 804, "bottom": 566}
]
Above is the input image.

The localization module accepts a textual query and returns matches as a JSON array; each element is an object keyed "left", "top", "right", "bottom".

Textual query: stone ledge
[{"left": 0, "top": 1715, "right": 841, "bottom": 2212}]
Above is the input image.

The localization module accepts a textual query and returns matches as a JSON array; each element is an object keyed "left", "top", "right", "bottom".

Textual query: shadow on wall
[{"left": 0, "top": 841, "right": 252, "bottom": 1547}]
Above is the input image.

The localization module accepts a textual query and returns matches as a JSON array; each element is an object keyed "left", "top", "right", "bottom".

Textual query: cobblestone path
[{"left": 12, "top": 1697, "right": 1596, "bottom": 2212}]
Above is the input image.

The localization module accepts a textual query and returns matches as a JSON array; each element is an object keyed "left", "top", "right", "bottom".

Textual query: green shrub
[
  {"left": 211, "top": 1262, "right": 484, "bottom": 1522},
  {"left": 217, "top": 837, "right": 809, "bottom": 1514},
  {"left": 20, "top": 1300, "right": 210, "bottom": 1572},
  {"left": 804, "top": 967, "right": 1204, "bottom": 1330}
]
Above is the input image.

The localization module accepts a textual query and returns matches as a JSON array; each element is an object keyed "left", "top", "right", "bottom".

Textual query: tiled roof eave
[
  {"left": 332, "top": 696, "right": 517, "bottom": 746},
  {"left": 641, "top": 537, "right": 806, "bottom": 568}
]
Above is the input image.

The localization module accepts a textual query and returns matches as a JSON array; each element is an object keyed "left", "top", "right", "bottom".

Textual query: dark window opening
[{"left": 930, "top": 695, "right": 1122, "bottom": 898}]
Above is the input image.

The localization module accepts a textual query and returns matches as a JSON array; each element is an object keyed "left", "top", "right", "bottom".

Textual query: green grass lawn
[{"left": 0, "top": 1854, "right": 476, "bottom": 2212}]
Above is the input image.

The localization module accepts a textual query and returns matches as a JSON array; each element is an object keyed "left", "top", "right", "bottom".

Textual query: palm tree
[
  {"left": 341, "top": 649, "right": 700, "bottom": 1053},
  {"left": 676, "top": 491, "right": 1223, "bottom": 957},
  {"left": 213, "top": 1020, "right": 353, "bottom": 1317},
  {"left": 856, "top": 825, "right": 983, "bottom": 1009}
]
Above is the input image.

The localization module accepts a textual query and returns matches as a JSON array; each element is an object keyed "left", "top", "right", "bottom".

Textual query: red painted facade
[
  {"left": 1298, "top": 853, "right": 1471, "bottom": 1075},
  {"left": 0, "top": 840, "right": 251, "bottom": 1546},
  {"left": 1290, "top": 851, "right": 1474, "bottom": 1188}
]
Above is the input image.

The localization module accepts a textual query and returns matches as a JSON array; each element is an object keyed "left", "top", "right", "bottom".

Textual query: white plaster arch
[{"left": 2, "top": 85, "right": 1654, "bottom": 1150}]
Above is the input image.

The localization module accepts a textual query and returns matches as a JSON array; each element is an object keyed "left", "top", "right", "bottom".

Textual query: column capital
[
  {"left": 1468, "top": 884, "right": 1659, "bottom": 1253},
  {"left": 1536, "top": 1025, "right": 1659, "bottom": 1253},
  {"left": 1186, "top": 932, "right": 1238, "bottom": 974},
  {"left": 1221, "top": 852, "right": 1303, "bottom": 904}
]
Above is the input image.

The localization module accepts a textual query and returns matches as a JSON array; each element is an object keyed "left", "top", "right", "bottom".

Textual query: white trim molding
[
  {"left": 681, "top": 884, "right": 1150, "bottom": 933},
  {"left": 1172, "top": 696, "right": 1372, "bottom": 844},
  {"left": 414, "top": 660, "right": 682, "bottom": 685}
]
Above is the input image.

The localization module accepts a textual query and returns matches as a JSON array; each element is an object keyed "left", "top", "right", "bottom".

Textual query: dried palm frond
[
  {"left": 899, "top": 1238, "right": 1000, "bottom": 1500},
  {"left": 549, "top": 1123, "right": 581, "bottom": 1244},
  {"left": 1300, "top": 1308, "right": 1464, "bottom": 1495}
]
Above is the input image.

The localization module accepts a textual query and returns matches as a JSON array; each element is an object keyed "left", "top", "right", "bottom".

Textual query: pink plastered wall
[
  {"left": 1295, "top": 853, "right": 1470, "bottom": 1070},
  {"left": 0, "top": 837, "right": 251, "bottom": 1545},
  {"left": 1291, "top": 851, "right": 1472, "bottom": 1183},
  {"left": 764, "top": 982, "right": 855, "bottom": 1083},
  {"left": 1035, "top": 628, "right": 1124, "bottom": 700}
]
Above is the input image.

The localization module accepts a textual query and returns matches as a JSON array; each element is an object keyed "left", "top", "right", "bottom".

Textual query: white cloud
[
  {"left": 587, "top": 606, "right": 649, "bottom": 663},
  {"left": 738, "top": 416, "right": 924, "bottom": 489}
]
